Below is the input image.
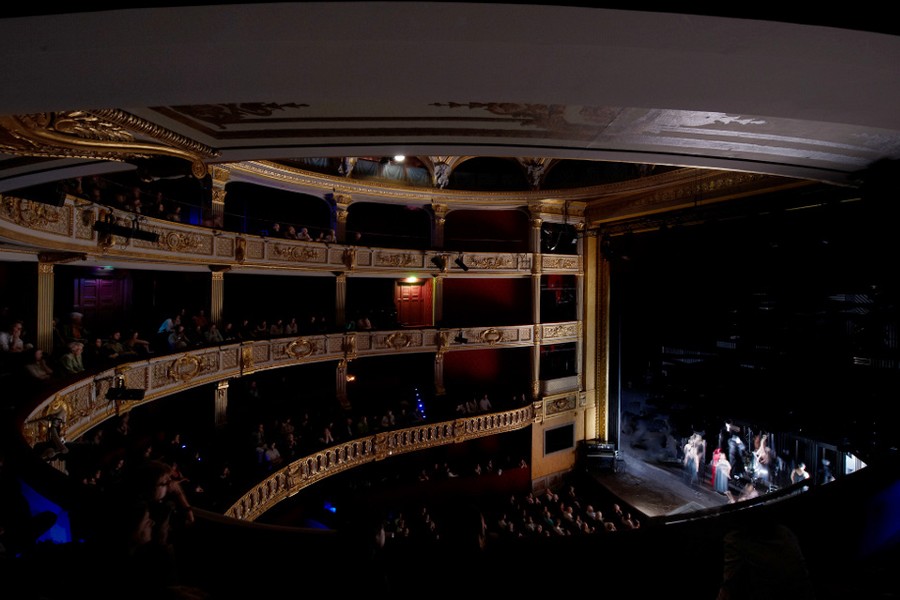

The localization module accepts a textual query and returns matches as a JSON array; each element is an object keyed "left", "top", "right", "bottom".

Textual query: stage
[{"left": 586, "top": 450, "right": 730, "bottom": 519}]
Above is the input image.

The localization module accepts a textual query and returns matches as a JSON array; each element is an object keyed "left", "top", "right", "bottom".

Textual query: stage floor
[{"left": 587, "top": 450, "right": 729, "bottom": 518}]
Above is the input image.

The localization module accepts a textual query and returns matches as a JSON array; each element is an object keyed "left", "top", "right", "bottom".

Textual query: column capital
[{"left": 210, "top": 165, "right": 231, "bottom": 187}]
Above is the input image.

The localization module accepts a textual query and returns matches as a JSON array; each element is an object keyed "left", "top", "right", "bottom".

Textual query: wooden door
[{"left": 395, "top": 280, "right": 432, "bottom": 327}]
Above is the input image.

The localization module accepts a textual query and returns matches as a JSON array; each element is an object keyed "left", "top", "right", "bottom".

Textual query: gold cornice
[
  {"left": 586, "top": 169, "right": 815, "bottom": 226},
  {"left": 0, "top": 110, "right": 218, "bottom": 178},
  {"left": 228, "top": 160, "right": 599, "bottom": 209}
]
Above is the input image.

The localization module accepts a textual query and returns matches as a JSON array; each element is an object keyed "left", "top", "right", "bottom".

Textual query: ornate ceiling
[{"left": 1, "top": 4, "right": 899, "bottom": 211}]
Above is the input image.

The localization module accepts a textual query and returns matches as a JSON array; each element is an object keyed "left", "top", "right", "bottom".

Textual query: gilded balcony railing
[
  {"left": 20, "top": 325, "right": 571, "bottom": 453},
  {"left": 224, "top": 405, "right": 534, "bottom": 522}
]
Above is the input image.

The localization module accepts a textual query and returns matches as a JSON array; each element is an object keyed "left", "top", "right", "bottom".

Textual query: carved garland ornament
[
  {"left": 384, "top": 332, "right": 412, "bottom": 349},
  {"left": 167, "top": 354, "right": 215, "bottom": 382},
  {"left": 376, "top": 252, "right": 418, "bottom": 268},
  {"left": 161, "top": 231, "right": 203, "bottom": 253},
  {"left": 286, "top": 338, "right": 316, "bottom": 358},
  {"left": 479, "top": 328, "right": 504, "bottom": 345},
  {"left": 272, "top": 243, "right": 324, "bottom": 262}
]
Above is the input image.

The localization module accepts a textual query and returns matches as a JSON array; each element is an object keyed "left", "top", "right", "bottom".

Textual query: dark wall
[
  {"left": 224, "top": 273, "right": 335, "bottom": 328},
  {"left": 442, "top": 278, "right": 531, "bottom": 327},
  {"left": 445, "top": 209, "right": 529, "bottom": 252}
]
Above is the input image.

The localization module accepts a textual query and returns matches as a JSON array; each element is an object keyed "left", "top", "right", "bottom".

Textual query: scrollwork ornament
[
  {"left": 168, "top": 355, "right": 202, "bottom": 382},
  {"left": 479, "top": 328, "right": 504, "bottom": 345},
  {"left": 385, "top": 332, "right": 411, "bottom": 349},
  {"left": 286, "top": 338, "right": 316, "bottom": 358}
]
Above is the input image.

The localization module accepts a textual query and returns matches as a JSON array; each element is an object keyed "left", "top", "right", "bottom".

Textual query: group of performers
[{"left": 683, "top": 423, "right": 779, "bottom": 495}]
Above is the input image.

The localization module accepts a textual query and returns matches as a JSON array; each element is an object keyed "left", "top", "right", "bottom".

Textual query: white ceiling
[{"left": 1, "top": 3, "right": 899, "bottom": 191}]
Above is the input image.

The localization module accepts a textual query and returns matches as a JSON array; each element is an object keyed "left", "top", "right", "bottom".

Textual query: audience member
[
  {"left": 59, "top": 341, "right": 86, "bottom": 375},
  {"left": 204, "top": 323, "right": 224, "bottom": 345},
  {"left": 0, "top": 320, "right": 32, "bottom": 354},
  {"left": 23, "top": 347, "right": 54, "bottom": 382},
  {"left": 103, "top": 329, "right": 139, "bottom": 362}
]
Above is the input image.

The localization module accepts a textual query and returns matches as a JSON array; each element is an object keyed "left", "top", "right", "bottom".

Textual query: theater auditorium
[{"left": 2, "top": 4, "right": 899, "bottom": 599}]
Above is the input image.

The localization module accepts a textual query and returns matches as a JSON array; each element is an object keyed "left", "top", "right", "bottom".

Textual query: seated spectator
[
  {"left": 252, "top": 320, "right": 269, "bottom": 338},
  {"left": 50, "top": 316, "right": 68, "bottom": 358},
  {"left": 83, "top": 336, "right": 109, "bottom": 370},
  {"left": 23, "top": 347, "right": 54, "bottom": 382},
  {"left": 269, "top": 222, "right": 284, "bottom": 237},
  {"left": 0, "top": 320, "right": 32, "bottom": 354},
  {"left": 124, "top": 330, "right": 154, "bottom": 356},
  {"left": 204, "top": 323, "right": 224, "bottom": 345},
  {"left": 191, "top": 309, "right": 209, "bottom": 331},
  {"left": 263, "top": 441, "right": 283, "bottom": 470},
  {"left": 478, "top": 394, "right": 493, "bottom": 412},
  {"left": 103, "top": 329, "right": 139, "bottom": 362},
  {"left": 152, "top": 192, "right": 167, "bottom": 220},
  {"left": 220, "top": 322, "right": 238, "bottom": 342},
  {"left": 167, "top": 324, "right": 190, "bottom": 351},
  {"left": 296, "top": 227, "right": 313, "bottom": 241},
  {"left": 269, "top": 319, "right": 285, "bottom": 337},
  {"left": 284, "top": 317, "right": 299, "bottom": 336},
  {"left": 356, "top": 313, "right": 373, "bottom": 331},
  {"left": 166, "top": 205, "right": 182, "bottom": 222},
  {"left": 283, "top": 225, "right": 299, "bottom": 240},
  {"left": 59, "top": 341, "right": 86, "bottom": 375},
  {"left": 62, "top": 311, "right": 91, "bottom": 345},
  {"left": 317, "top": 228, "right": 336, "bottom": 243}
]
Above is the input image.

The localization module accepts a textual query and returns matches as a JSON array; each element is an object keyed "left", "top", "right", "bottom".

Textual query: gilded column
[
  {"left": 434, "top": 351, "right": 445, "bottom": 396},
  {"left": 335, "top": 273, "right": 347, "bottom": 329},
  {"left": 432, "top": 275, "right": 444, "bottom": 328},
  {"left": 595, "top": 238, "right": 611, "bottom": 442},
  {"left": 575, "top": 273, "right": 584, "bottom": 381},
  {"left": 431, "top": 203, "right": 449, "bottom": 249},
  {"left": 209, "top": 166, "right": 230, "bottom": 229},
  {"left": 529, "top": 214, "right": 543, "bottom": 254},
  {"left": 531, "top": 273, "right": 542, "bottom": 400},
  {"left": 336, "top": 359, "right": 350, "bottom": 410},
  {"left": 36, "top": 261, "right": 54, "bottom": 354},
  {"left": 209, "top": 266, "right": 229, "bottom": 326},
  {"left": 215, "top": 380, "right": 229, "bottom": 428},
  {"left": 531, "top": 219, "right": 543, "bottom": 400},
  {"left": 333, "top": 193, "right": 352, "bottom": 244}
]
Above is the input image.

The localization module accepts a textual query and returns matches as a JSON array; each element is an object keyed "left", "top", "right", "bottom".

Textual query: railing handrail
[{"left": 224, "top": 405, "right": 535, "bottom": 521}]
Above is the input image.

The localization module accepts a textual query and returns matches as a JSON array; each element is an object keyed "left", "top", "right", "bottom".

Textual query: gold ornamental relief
[
  {"left": 466, "top": 255, "right": 515, "bottom": 269},
  {"left": 546, "top": 395, "right": 577, "bottom": 416},
  {"left": 543, "top": 256, "right": 579, "bottom": 270},
  {"left": 272, "top": 243, "right": 325, "bottom": 263},
  {"left": 0, "top": 111, "right": 216, "bottom": 179},
  {"left": 479, "top": 328, "right": 504, "bottom": 345},
  {"left": 343, "top": 247, "right": 357, "bottom": 269},
  {"left": 342, "top": 333, "right": 357, "bottom": 359},
  {"left": 286, "top": 338, "right": 317, "bottom": 359},
  {"left": 160, "top": 231, "right": 204, "bottom": 253},
  {"left": 167, "top": 353, "right": 219, "bottom": 382},
  {"left": 383, "top": 332, "right": 412, "bottom": 350},
  {"left": 2, "top": 196, "right": 63, "bottom": 229},
  {"left": 437, "top": 330, "right": 453, "bottom": 354},
  {"left": 543, "top": 323, "right": 577, "bottom": 339},
  {"left": 240, "top": 345, "right": 255, "bottom": 372},
  {"left": 375, "top": 252, "right": 419, "bottom": 268}
]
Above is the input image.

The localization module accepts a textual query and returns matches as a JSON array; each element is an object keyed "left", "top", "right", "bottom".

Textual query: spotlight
[
  {"left": 454, "top": 254, "right": 469, "bottom": 271},
  {"left": 431, "top": 255, "right": 447, "bottom": 270},
  {"left": 454, "top": 329, "right": 469, "bottom": 344}
]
